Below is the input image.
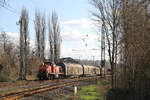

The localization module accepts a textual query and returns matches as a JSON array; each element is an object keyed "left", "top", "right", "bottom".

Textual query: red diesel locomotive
[{"left": 37, "top": 62, "right": 64, "bottom": 80}]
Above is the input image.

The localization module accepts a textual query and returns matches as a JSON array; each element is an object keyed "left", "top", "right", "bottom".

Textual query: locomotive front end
[{"left": 37, "top": 62, "right": 51, "bottom": 80}]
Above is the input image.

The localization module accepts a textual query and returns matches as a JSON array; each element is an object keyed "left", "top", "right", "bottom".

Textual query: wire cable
[{"left": 0, "top": 3, "right": 34, "bottom": 22}]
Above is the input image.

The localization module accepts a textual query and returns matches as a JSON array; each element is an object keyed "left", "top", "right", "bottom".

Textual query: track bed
[{"left": 0, "top": 76, "right": 100, "bottom": 100}]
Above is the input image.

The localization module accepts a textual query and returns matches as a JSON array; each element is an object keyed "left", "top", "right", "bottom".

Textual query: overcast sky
[{"left": 0, "top": 0, "right": 102, "bottom": 60}]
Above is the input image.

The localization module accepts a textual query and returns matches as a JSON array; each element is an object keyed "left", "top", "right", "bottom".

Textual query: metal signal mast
[{"left": 101, "top": 23, "right": 105, "bottom": 77}]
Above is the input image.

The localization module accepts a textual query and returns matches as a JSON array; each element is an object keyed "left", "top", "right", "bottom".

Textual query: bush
[{"left": 0, "top": 73, "right": 11, "bottom": 82}]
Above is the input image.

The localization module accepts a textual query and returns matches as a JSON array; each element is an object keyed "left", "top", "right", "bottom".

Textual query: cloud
[
  {"left": 0, "top": 32, "right": 36, "bottom": 50},
  {"left": 0, "top": 32, "right": 20, "bottom": 44},
  {"left": 61, "top": 18, "right": 99, "bottom": 43},
  {"left": 61, "top": 30, "right": 83, "bottom": 41},
  {"left": 60, "top": 18, "right": 101, "bottom": 60},
  {"left": 60, "top": 45, "right": 101, "bottom": 60},
  {"left": 61, "top": 29, "right": 99, "bottom": 46},
  {"left": 63, "top": 25, "right": 72, "bottom": 31},
  {"left": 61, "top": 18, "right": 94, "bottom": 29}
]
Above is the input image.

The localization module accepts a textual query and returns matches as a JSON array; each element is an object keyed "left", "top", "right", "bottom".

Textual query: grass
[
  {"left": 0, "top": 85, "right": 23, "bottom": 94},
  {"left": 0, "top": 74, "right": 38, "bottom": 82},
  {"left": 0, "top": 87, "right": 23, "bottom": 93},
  {"left": 78, "top": 85, "right": 102, "bottom": 100},
  {"left": 73, "top": 81, "right": 105, "bottom": 100},
  {"left": 73, "top": 78, "right": 111, "bottom": 100},
  {"left": 0, "top": 73, "right": 11, "bottom": 82},
  {"left": 26, "top": 75, "right": 38, "bottom": 80}
]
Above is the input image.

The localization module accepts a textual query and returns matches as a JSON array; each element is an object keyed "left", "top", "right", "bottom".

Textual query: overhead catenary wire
[
  {"left": 0, "top": 3, "right": 19, "bottom": 15},
  {"left": 0, "top": 3, "right": 34, "bottom": 22},
  {"left": 0, "top": 0, "right": 6, "bottom": 5}
]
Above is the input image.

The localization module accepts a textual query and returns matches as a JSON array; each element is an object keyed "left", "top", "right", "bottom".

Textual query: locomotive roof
[
  {"left": 43, "top": 61, "right": 52, "bottom": 65},
  {"left": 59, "top": 57, "right": 80, "bottom": 64}
]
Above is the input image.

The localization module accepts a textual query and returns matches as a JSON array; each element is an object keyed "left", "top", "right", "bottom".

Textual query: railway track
[
  {"left": 0, "top": 76, "right": 100, "bottom": 100},
  {"left": 0, "top": 80, "right": 50, "bottom": 88},
  {"left": 0, "top": 77, "right": 83, "bottom": 89}
]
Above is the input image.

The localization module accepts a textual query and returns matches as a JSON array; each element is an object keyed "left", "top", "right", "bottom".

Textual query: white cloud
[
  {"left": 0, "top": 32, "right": 20, "bottom": 45},
  {"left": 60, "top": 18, "right": 101, "bottom": 60},
  {"left": 61, "top": 30, "right": 83, "bottom": 41},
  {"left": 0, "top": 32, "right": 36, "bottom": 50},
  {"left": 7, "top": 32, "right": 20, "bottom": 39},
  {"left": 63, "top": 25, "right": 72, "bottom": 30},
  {"left": 60, "top": 45, "right": 101, "bottom": 60},
  {"left": 61, "top": 18, "right": 94, "bottom": 29}
]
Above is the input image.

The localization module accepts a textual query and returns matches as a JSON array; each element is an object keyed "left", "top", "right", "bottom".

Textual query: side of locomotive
[{"left": 37, "top": 62, "right": 64, "bottom": 80}]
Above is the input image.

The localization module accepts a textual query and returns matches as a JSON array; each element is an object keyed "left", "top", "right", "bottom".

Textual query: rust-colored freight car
[{"left": 57, "top": 62, "right": 100, "bottom": 78}]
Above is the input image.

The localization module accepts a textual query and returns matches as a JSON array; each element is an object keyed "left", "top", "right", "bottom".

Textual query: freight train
[{"left": 37, "top": 59, "right": 100, "bottom": 80}]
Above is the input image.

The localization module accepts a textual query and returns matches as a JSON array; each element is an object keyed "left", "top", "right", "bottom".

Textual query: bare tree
[
  {"left": 35, "top": 10, "right": 41, "bottom": 58},
  {"left": 19, "top": 7, "right": 29, "bottom": 80},
  {"left": 118, "top": 0, "right": 150, "bottom": 99},
  {"left": 40, "top": 14, "right": 46, "bottom": 60},
  {"left": 34, "top": 10, "right": 46, "bottom": 60},
  {"left": 0, "top": 31, "right": 9, "bottom": 52},
  {"left": 0, "top": 31, "right": 12, "bottom": 73},
  {"left": 91, "top": 0, "right": 121, "bottom": 88},
  {"left": 48, "top": 15, "right": 54, "bottom": 62},
  {"left": 91, "top": 0, "right": 150, "bottom": 99},
  {"left": 49, "top": 11, "right": 61, "bottom": 63}
]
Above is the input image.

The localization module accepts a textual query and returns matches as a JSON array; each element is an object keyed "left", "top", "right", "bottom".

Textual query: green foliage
[
  {"left": 97, "top": 80, "right": 101, "bottom": 85},
  {"left": 82, "top": 95, "right": 99, "bottom": 100},
  {"left": 0, "top": 73, "right": 11, "bottom": 82},
  {"left": 80, "top": 85, "right": 96, "bottom": 93}
]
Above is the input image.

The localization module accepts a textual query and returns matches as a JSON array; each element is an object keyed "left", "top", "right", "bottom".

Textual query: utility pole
[
  {"left": 101, "top": 23, "right": 105, "bottom": 77},
  {"left": 93, "top": 56, "right": 95, "bottom": 65}
]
